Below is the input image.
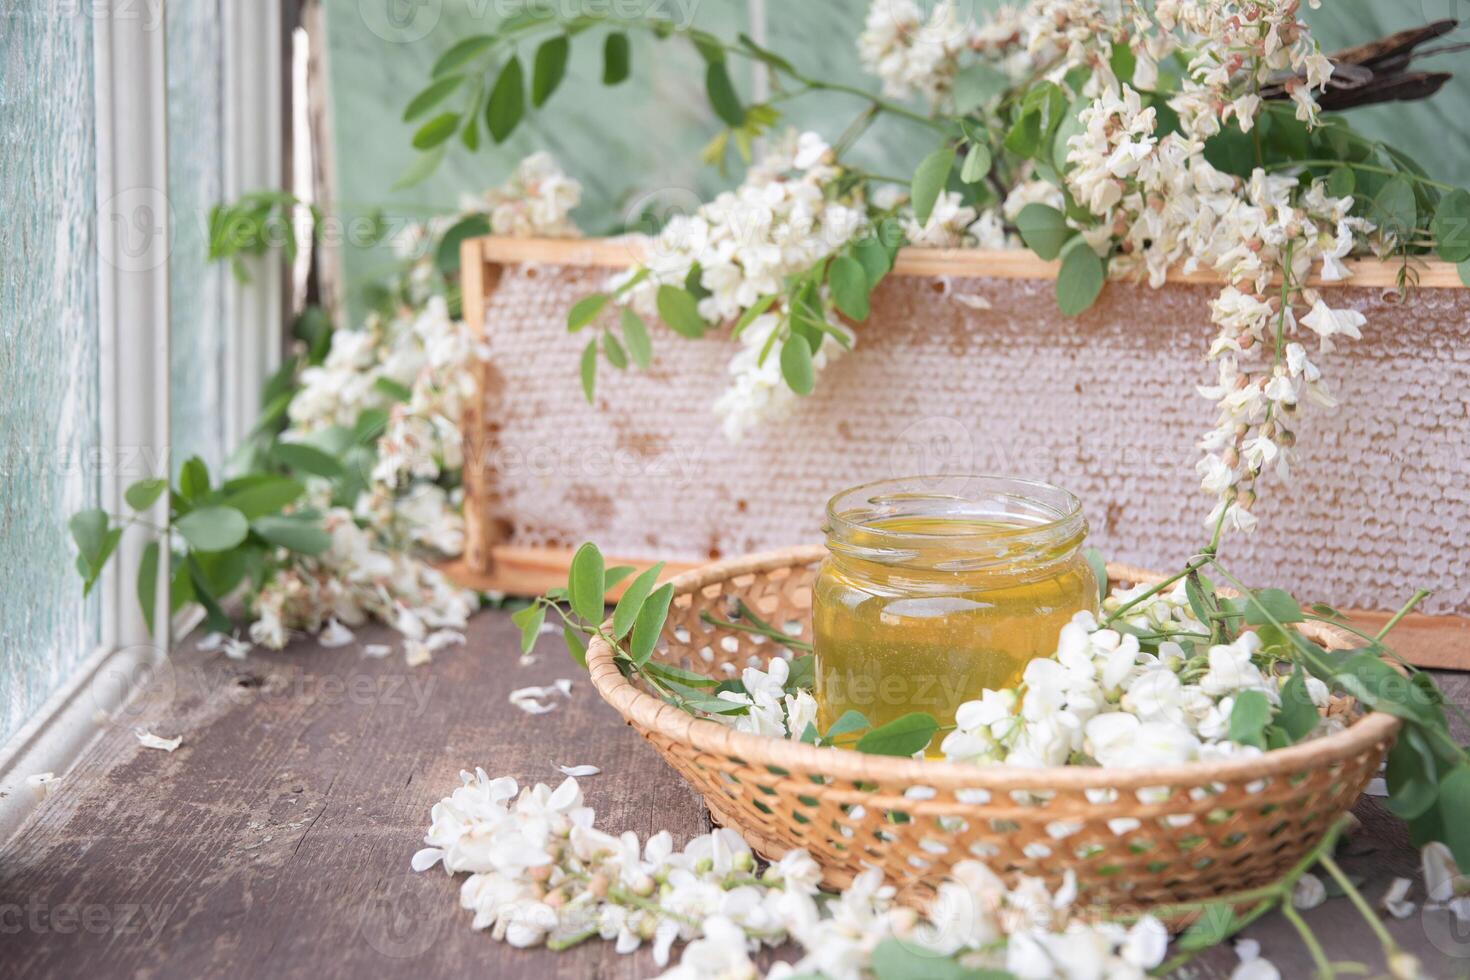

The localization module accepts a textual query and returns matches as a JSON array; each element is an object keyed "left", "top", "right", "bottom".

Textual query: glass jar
[{"left": 813, "top": 476, "right": 1097, "bottom": 754}]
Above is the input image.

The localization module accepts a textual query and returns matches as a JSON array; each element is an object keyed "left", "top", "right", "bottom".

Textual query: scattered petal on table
[
  {"left": 135, "top": 730, "right": 182, "bottom": 752},
  {"left": 558, "top": 765, "right": 600, "bottom": 777},
  {"left": 319, "top": 619, "right": 356, "bottom": 648}
]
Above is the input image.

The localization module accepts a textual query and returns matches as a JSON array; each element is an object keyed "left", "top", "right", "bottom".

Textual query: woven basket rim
[{"left": 587, "top": 546, "right": 1401, "bottom": 791}]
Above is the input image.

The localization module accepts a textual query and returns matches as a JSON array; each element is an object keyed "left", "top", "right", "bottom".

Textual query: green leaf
[
  {"left": 221, "top": 476, "right": 305, "bottom": 519},
  {"left": 870, "top": 938, "right": 987, "bottom": 980},
  {"left": 612, "top": 563, "right": 665, "bottom": 640},
  {"left": 1242, "top": 588, "right": 1304, "bottom": 626},
  {"left": 1083, "top": 547, "right": 1108, "bottom": 604},
  {"left": 531, "top": 35, "right": 570, "bottom": 107},
  {"left": 435, "top": 214, "right": 492, "bottom": 274},
  {"left": 251, "top": 515, "right": 331, "bottom": 555},
  {"left": 604, "top": 566, "right": 637, "bottom": 590},
  {"left": 412, "top": 112, "right": 459, "bottom": 150},
  {"left": 736, "top": 32, "right": 795, "bottom": 74},
  {"left": 960, "top": 141, "right": 992, "bottom": 184},
  {"left": 706, "top": 61, "right": 744, "bottom": 127},
  {"left": 186, "top": 556, "right": 234, "bottom": 634},
  {"left": 393, "top": 144, "right": 448, "bottom": 191},
  {"left": 785, "top": 653, "right": 815, "bottom": 691},
  {"left": 1004, "top": 110, "right": 1043, "bottom": 157},
  {"left": 1372, "top": 176, "right": 1417, "bottom": 239},
  {"left": 1326, "top": 166, "right": 1355, "bottom": 199},
  {"left": 512, "top": 603, "right": 547, "bottom": 654},
  {"left": 69, "top": 508, "right": 109, "bottom": 571},
  {"left": 1276, "top": 667, "right": 1320, "bottom": 742},
  {"left": 1432, "top": 188, "right": 1470, "bottom": 263},
  {"left": 178, "top": 456, "right": 211, "bottom": 501},
  {"left": 1228, "top": 690, "right": 1271, "bottom": 749},
  {"left": 1437, "top": 766, "right": 1470, "bottom": 871},
  {"left": 404, "top": 74, "right": 465, "bottom": 122},
  {"left": 911, "top": 147, "right": 956, "bottom": 228},
  {"left": 656, "top": 285, "right": 706, "bottom": 338},
  {"left": 271, "top": 440, "right": 344, "bottom": 478},
  {"left": 486, "top": 56, "right": 525, "bottom": 143},
  {"left": 952, "top": 61, "right": 1009, "bottom": 114},
  {"left": 564, "top": 626, "right": 588, "bottom": 667},
  {"left": 855, "top": 713, "right": 939, "bottom": 757},
  {"left": 780, "top": 333, "right": 814, "bottom": 396},
  {"left": 137, "top": 540, "right": 159, "bottom": 635},
  {"left": 432, "top": 35, "right": 495, "bottom": 77},
  {"left": 567, "top": 542, "right": 606, "bottom": 623},
  {"left": 853, "top": 237, "right": 892, "bottom": 289},
  {"left": 580, "top": 338, "right": 598, "bottom": 403},
  {"left": 603, "top": 331, "right": 628, "bottom": 369},
  {"left": 1386, "top": 727, "right": 1439, "bottom": 820},
  {"left": 629, "top": 582, "right": 675, "bottom": 667},
  {"left": 644, "top": 661, "right": 719, "bottom": 688},
  {"left": 1108, "top": 42, "right": 1136, "bottom": 85},
  {"left": 1015, "top": 203, "right": 1073, "bottom": 260},
  {"left": 1055, "top": 239, "right": 1104, "bottom": 316},
  {"left": 124, "top": 478, "right": 168, "bottom": 511},
  {"left": 620, "top": 308, "right": 653, "bottom": 369},
  {"left": 176, "top": 506, "right": 250, "bottom": 553},
  {"left": 1177, "top": 903, "right": 1236, "bottom": 951},
  {"left": 1332, "top": 652, "right": 1435, "bottom": 725},
  {"left": 828, "top": 255, "right": 871, "bottom": 321},
  {"left": 568, "top": 293, "right": 610, "bottom": 332},
  {"left": 603, "top": 32, "right": 631, "bottom": 85},
  {"left": 373, "top": 376, "right": 413, "bottom": 403},
  {"left": 824, "top": 710, "right": 871, "bottom": 740}
]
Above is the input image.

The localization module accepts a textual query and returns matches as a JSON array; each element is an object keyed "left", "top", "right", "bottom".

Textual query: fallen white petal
[
  {"left": 26, "top": 772, "right": 57, "bottom": 800},
  {"left": 425, "top": 629, "right": 466, "bottom": 652},
  {"left": 553, "top": 678, "right": 573, "bottom": 696},
  {"left": 511, "top": 698, "right": 557, "bottom": 715},
  {"left": 362, "top": 644, "right": 393, "bottom": 659},
  {"left": 196, "top": 632, "right": 228, "bottom": 653},
  {"left": 1292, "top": 872, "right": 1326, "bottom": 910},
  {"left": 952, "top": 293, "right": 992, "bottom": 310},
  {"left": 518, "top": 652, "right": 539, "bottom": 667},
  {"left": 558, "top": 765, "right": 600, "bottom": 777},
  {"left": 1382, "top": 877, "right": 1416, "bottom": 919},
  {"left": 318, "top": 619, "right": 356, "bottom": 648},
  {"left": 410, "top": 846, "right": 444, "bottom": 872},
  {"left": 405, "top": 641, "right": 432, "bottom": 667},
  {"left": 135, "top": 730, "right": 182, "bottom": 752},
  {"left": 222, "top": 637, "right": 253, "bottom": 660}
]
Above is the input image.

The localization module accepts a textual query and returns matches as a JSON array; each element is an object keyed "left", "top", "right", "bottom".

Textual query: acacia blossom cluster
[
  {"left": 941, "top": 581, "right": 1336, "bottom": 776},
  {"left": 412, "top": 769, "right": 1174, "bottom": 979},
  {"left": 242, "top": 154, "right": 584, "bottom": 655},
  {"left": 611, "top": 131, "right": 866, "bottom": 441},
  {"left": 1064, "top": 77, "right": 1373, "bottom": 536}
]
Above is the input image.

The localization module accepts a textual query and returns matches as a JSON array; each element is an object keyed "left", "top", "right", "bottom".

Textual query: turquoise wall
[{"left": 0, "top": 9, "right": 102, "bottom": 742}]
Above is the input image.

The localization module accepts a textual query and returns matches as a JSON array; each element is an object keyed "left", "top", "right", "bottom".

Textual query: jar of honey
[{"left": 813, "top": 476, "right": 1097, "bottom": 753}]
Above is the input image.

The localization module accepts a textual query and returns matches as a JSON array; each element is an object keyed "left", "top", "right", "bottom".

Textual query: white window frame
[{"left": 0, "top": 1, "right": 285, "bottom": 837}]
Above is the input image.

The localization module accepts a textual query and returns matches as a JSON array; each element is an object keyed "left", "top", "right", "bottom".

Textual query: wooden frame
[{"left": 449, "top": 235, "right": 1470, "bottom": 670}]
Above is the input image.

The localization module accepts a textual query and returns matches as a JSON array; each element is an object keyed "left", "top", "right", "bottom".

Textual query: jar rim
[{"left": 823, "top": 475, "right": 1087, "bottom": 567}]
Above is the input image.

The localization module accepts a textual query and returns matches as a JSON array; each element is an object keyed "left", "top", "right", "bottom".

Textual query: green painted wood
[{"left": 0, "top": 9, "right": 102, "bottom": 743}]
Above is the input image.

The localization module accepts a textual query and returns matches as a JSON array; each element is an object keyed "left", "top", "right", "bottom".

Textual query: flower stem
[
  {"left": 1375, "top": 589, "right": 1430, "bottom": 641},
  {"left": 1316, "top": 852, "right": 1400, "bottom": 956},
  {"left": 1283, "top": 900, "right": 1335, "bottom": 979}
]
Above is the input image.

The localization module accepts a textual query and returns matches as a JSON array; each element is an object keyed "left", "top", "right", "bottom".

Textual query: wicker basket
[{"left": 587, "top": 545, "right": 1401, "bottom": 914}]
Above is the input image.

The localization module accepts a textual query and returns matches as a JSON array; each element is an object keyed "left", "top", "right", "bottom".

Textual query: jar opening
[{"left": 823, "top": 476, "right": 1087, "bottom": 572}]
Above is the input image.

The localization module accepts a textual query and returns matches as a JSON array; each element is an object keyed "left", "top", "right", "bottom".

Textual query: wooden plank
[
  {"left": 0, "top": 610, "right": 1465, "bottom": 976},
  {"left": 0, "top": 612, "right": 713, "bottom": 979},
  {"left": 459, "top": 238, "right": 500, "bottom": 575},
  {"left": 473, "top": 235, "right": 1467, "bottom": 290}
]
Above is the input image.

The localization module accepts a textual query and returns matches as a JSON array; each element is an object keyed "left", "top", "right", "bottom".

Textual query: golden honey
[{"left": 813, "top": 478, "right": 1097, "bottom": 754}]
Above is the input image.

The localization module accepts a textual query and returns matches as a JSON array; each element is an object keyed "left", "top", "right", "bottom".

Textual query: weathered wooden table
[{"left": 3, "top": 609, "right": 1468, "bottom": 978}]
